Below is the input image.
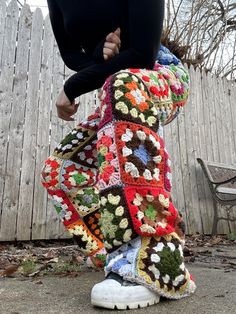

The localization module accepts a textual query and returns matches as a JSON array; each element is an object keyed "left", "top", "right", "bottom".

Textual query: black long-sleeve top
[{"left": 47, "top": 0, "right": 165, "bottom": 102}]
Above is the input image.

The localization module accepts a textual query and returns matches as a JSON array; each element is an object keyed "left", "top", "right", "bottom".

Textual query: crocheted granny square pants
[{"left": 41, "top": 62, "right": 196, "bottom": 299}]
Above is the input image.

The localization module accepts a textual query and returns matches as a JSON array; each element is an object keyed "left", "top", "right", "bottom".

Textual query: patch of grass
[
  {"left": 21, "top": 259, "right": 37, "bottom": 275},
  {"left": 227, "top": 233, "right": 236, "bottom": 241},
  {"left": 51, "top": 262, "right": 83, "bottom": 274}
]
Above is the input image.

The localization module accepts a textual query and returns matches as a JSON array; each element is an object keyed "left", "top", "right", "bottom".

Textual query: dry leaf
[
  {"left": 48, "top": 257, "right": 59, "bottom": 263},
  {"left": 70, "top": 254, "right": 84, "bottom": 264},
  {"left": 43, "top": 251, "right": 56, "bottom": 259},
  {"left": 75, "top": 256, "right": 84, "bottom": 264},
  {"left": 68, "top": 272, "right": 78, "bottom": 278},
  {"left": 0, "top": 244, "right": 6, "bottom": 252},
  {"left": 0, "top": 264, "right": 19, "bottom": 277}
]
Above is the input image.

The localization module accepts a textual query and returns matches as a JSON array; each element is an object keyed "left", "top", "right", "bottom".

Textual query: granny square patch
[
  {"left": 164, "top": 148, "right": 172, "bottom": 192},
  {"left": 70, "top": 136, "right": 98, "bottom": 168},
  {"left": 109, "top": 71, "right": 160, "bottom": 131},
  {"left": 128, "top": 68, "right": 172, "bottom": 103},
  {"left": 67, "top": 186, "right": 100, "bottom": 217},
  {"left": 96, "top": 123, "right": 122, "bottom": 191},
  {"left": 98, "top": 77, "right": 114, "bottom": 128},
  {"left": 128, "top": 68, "right": 173, "bottom": 125},
  {"left": 137, "top": 235, "right": 195, "bottom": 298},
  {"left": 79, "top": 110, "right": 100, "bottom": 131},
  {"left": 152, "top": 63, "right": 189, "bottom": 104},
  {"left": 41, "top": 156, "right": 62, "bottom": 190},
  {"left": 124, "top": 186, "right": 177, "bottom": 236},
  {"left": 83, "top": 209, "right": 104, "bottom": 242},
  {"left": 99, "top": 186, "right": 137, "bottom": 252},
  {"left": 53, "top": 126, "right": 95, "bottom": 160},
  {"left": 47, "top": 189, "right": 81, "bottom": 227},
  {"left": 60, "top": 160, "right": 98, "bottom": 192},
  {"left": 129, "top": 66, "right": 190, "bottom": 125},
  {"left": 115, "top": 121, "right": 165, "bottom": 187},
  {"left": 67, "top": 220, "right": 104, "bottom": 256},
  {"left": 105, "top": 237, "right": 141, "bottom": 277}
]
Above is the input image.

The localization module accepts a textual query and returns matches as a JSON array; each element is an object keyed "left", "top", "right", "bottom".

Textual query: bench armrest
[
  {"left": 197, "top": 158, "right": 236, "bottom": 184},
  {"left": 214, "top": 175, "right": 236, "bottom": 187}
]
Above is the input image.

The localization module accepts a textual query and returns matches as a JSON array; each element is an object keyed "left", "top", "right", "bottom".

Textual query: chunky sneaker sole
[{"left": 91, "top": 273, "right": 160, "bottom": 310}]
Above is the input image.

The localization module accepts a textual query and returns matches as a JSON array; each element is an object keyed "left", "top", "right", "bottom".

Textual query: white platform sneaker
[{"left": 91, "top": 273, "right": 160, "bottom": 310}]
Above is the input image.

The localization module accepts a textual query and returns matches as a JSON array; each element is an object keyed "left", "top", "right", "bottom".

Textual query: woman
[{"left": 42, "top": 0, "right": 196, "bottom": 310}]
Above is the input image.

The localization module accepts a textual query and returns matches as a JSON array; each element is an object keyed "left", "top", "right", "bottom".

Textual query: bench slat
[{"left": 216, "top": 187, "right": 236, "bottom": 195}]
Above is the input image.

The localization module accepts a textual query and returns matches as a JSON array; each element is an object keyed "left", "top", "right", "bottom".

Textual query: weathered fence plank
[
  {"left": 219, "top": 78, "right": 235, "bottom": 233},
  {"left": 45, "top": 38, "right": 65, "bottom": 239},
  {"left": 182, "top": 66, "right": 203, "bottom": 234},
  {"left": 16, "top": 8, "right": 44, "bottom": 240},
  {"left": 227, "top": 79, "right": 236, "bottom": 232},
  {"left": 172, "top": 112, "right": 188, "bottom": 228},
  {"left": 0, "top": 5, "right": 32, "bottom": 241},
  {"left": 188, "top": 67, "right": 205, "bottom": 233},
  {"left": 200, "top": 70, "right": 215, "bottom": 234},
  {"left": 175, "top": 110, "right": 191, "bottom": 231},
  {"left": 195, "top": 68, "right": 212, "bottom": 234},
  {"left": 0, "top": 0, "right": 6, "bottom": 69},
  {"left": 212, "top": 75, "right": 230, "bottom": 234},
  {"left": 0, "top": 0, "right": 19, "bottom": 241},
  {"left": 229, "top": 80, "right": 236, "bottom": 164},
  {"left": 0, "top": 3, "right": 236, "bottom": 240},
  {"left": 222, "top": 78, "right": 234, "bottom": 165},
  {"left": 31, "top": 15, "right": 54, "bottom": 240}
]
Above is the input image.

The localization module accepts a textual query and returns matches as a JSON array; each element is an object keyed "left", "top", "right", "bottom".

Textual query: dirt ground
[{"left": 0, "top": 235, "right": 236, "bottom": 314}]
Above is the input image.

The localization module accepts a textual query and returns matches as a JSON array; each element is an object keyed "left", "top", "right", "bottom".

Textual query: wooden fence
[{"left": 0, "top": 1, "right": 236, "bottom": 241}]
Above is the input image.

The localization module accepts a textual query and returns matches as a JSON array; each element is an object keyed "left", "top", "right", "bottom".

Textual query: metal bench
[{"left": 197, "top": 158, "right": 236, "bottom": 234}]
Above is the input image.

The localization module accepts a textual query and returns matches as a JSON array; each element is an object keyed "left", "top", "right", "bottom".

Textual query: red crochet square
[
  {"left": 97, "top": 123, "right": 122, "bottom": 191},
  {"left": 115, "top": 121, "right": 165, "bottom": 187},
  {"left": 48, "top": 189, "right": 81, "bottom": 227},
  {"left": 60, "top": 160, "right": 98, "bottom": 192},
  {"left": 124, "top": 186, "right": 177, "bottom": 236}
]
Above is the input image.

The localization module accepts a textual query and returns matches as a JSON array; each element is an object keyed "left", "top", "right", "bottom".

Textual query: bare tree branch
[{"left": 163, "top": 0, "right": 236, "bottom": 79}]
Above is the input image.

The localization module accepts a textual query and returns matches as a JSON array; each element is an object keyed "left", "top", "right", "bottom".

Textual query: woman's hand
[
  {"left": 56, "top": 89, "right": 79, "bottom": 121},
  {"left": 103, "top": 27, "right": 121, "bottom": 61},
  {"left": 56, "top": 28, "right": 121, "bottom": 120}
]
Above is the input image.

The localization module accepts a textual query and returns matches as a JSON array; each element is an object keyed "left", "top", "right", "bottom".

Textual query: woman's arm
[
  {"left": 47, "top": 0, "right": 104, "bottom": 71},
  {"left": 64, "top": 0, "right": 165, "bottom": 102}
]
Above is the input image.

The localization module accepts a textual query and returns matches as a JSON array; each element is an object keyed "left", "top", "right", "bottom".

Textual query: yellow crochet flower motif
[
  {"left": 119, "top": 218, "right": 129, "bottom": 229},
  {"left": 123, "top": 229, "right": 132, "bottom": 242},
  {"left": 115, "top": 206, "right": 125, "bottom": 216},
  {"left": 130, "top": 108, "right": 138, "bottom": 118},
  {"left": 99, "top": 144, "right": 108, "bottom": 155},
  {"left": 115, "top": 101, "right": 129, "bottom": 114},
  {"left": 140, "top": 224, "right": 156, "bottom": 234},
  {"left": 117, "top": 73, "right": 129, "bottom": 79},
  {"left": 147, "top": 116, "right": 157, "bottom": 127},
  {"left": 114, "top": 79, "right": 123, "bottom": 87},
  {"left": 108, "top": 193, "right": 121, "bottom": 205},
  {"left": 115, "top": 90, "right": 124, "bottom": 99},
  {"left": 159, "top": 194, "right": 170, "bottom": 208}
]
